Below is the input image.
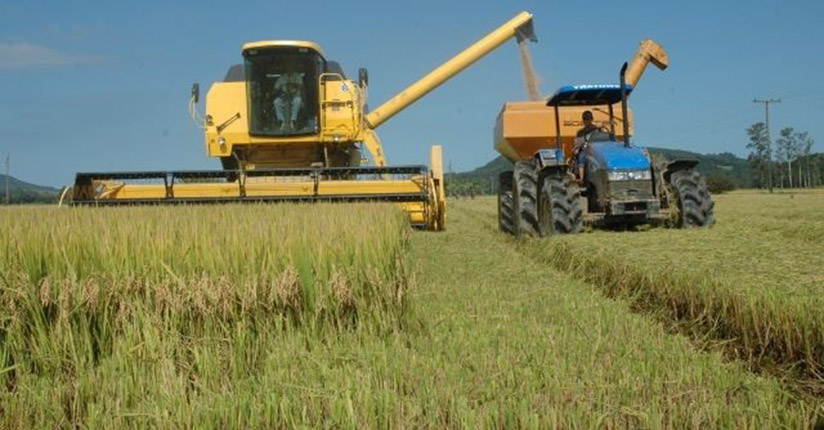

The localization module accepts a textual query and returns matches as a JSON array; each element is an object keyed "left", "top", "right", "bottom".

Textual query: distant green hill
[
  {"left": 0, "top": 175, "right": 61, "bottom": 204},
  {"left": 446, "top": 147, "right": 756, "bottom": 196},
  {"left": 646, "top": 148, "right": 752, "bottom": 188}
]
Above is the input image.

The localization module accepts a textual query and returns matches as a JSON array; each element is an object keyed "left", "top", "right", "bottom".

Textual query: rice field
[
  {"left": 515, "top": 190, "right": 824, "bottom": 388},
  {"left": 1, "top": 193, "right": 823, "bottom": 428}
]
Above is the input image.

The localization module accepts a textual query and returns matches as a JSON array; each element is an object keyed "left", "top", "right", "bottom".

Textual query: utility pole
[
  {"left": 4, "top": 153, "right": 9, "bottom": 205},
  {"left": 753, "top": 98, "right": 780, "bottom": 193}
]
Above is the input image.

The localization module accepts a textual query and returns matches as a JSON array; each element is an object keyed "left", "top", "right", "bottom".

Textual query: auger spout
[{"left": 625, "top": 39, "right": 669, "bottom": 88}]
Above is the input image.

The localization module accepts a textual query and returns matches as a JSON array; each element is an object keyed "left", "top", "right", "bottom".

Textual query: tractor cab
[
  {"left": 546, "top": 83, "right": 632, "bottom": 146},
  {"left": 547, "top": 78, "right": 659, "bottom": 221},
  {"left": 241, "top": 41, "right": 326, "bottom": 137}
]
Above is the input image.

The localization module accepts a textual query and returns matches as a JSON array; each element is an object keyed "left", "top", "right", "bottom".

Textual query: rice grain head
[{"left": 276, "top": 265, "right": 301, "bottom": 309}]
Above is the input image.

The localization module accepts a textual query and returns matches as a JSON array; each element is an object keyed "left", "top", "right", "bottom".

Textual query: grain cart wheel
[
  {"left": 513, "top": 160, "right": 541, "bottom": 237},
  {"left": 539, "top": 174, "right": 583, "bottom": 235},
  {"left": 669, "top": 169, "right": 715, "bottom": 228},
  {"left": 498, "top": 171, "right": 516, "bottom": 235}
]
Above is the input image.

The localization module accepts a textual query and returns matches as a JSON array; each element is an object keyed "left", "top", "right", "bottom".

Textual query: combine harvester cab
[
  {"left": 67, "top": 12, "right": 540, "bottom": 231},
  {"left": 495, "top": 40, "right": 715, "bottom": 236}
]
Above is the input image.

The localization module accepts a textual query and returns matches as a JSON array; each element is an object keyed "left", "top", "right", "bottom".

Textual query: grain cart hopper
[
  {"left": 68, "top": 12, "right": 538, "bottom": 231},
  {"left": 495, "top": 40, "right": 714, "bottom": 236}
]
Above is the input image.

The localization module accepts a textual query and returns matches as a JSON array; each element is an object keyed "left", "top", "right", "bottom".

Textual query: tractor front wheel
[
  {"left": 669, "top": 169, "right": 715, "bottom": 228},
  {"left": 539, "top": 174, "right": 583, "bottom": 235}
]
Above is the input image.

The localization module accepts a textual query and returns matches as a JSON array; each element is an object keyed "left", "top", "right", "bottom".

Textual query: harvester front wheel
[
  {"left": 539, "top": 174, "right": 583, "bottom": 235},
  {"left": 513, "top": 160, "right": 541, "bottom": 237},
  {"left": 669, "top": 169, "right": 715, "bottom": 228},
  {"left": 220, "top": 156, "right": 239, "bottom": 182},
  {"left": 498, "top": 171, "right": 515, "bottom": 235}
]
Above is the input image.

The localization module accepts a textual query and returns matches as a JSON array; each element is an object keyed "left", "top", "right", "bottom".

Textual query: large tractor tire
[
  {"left": 539, "top": 174, "right": 583, "bottom": 235},
  {"left": 669, "top": 169, "right": 715, "bottom": 228},
  {"left": 513, "top": 160, "right": 541, "bottom": 237},
  {"left": 498, "top": 171, "right": 516, "bottom": 235}
]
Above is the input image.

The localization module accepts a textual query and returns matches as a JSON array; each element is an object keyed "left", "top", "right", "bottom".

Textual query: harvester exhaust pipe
[
  {"left": 620, "top": 62, "right": 630, "bottom": 148},
  {"left": 625, "top": 39, "right": 669, "bottom": 88},
  {"left": 364, "top": 11, "right": 535, "bottom": 129}
]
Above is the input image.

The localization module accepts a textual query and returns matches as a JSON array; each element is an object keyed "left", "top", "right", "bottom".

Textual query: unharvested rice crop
[
  {"left": 1, "top": 204, "right": 410, "bottom": 326},
  {"left": 0, "top": 204, "right": 410, "bottom": 427}
]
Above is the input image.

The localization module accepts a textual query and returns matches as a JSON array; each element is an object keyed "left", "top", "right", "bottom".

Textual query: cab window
[{"left": 243, "top": 47, "right": 323, "bottom": 136}]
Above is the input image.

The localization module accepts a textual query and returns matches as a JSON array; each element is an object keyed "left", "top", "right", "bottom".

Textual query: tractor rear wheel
[
  {"left": 513, "top": 160, "right": 541, "bottom": 237},
  {"left": 539, "top": 174, "right": 583, "bottom": 235},
  {"left": 498, "top": 171, "right": 515, "bottom": 235},
  {"left": 669, "top": 169, "right": 715, "bottom": 227}
]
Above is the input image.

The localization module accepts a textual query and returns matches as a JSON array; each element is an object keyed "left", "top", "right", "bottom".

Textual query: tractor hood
[{"left": 588, "top": 141, "right": 650, "bottom": 171}]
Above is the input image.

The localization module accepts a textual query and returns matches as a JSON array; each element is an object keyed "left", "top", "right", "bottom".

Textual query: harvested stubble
[
  {"left": 522, "top": 190, "right": 824, "bottom": 387},
  {"left": 413, "top": 199, "right": 817, "bottom": 427}
]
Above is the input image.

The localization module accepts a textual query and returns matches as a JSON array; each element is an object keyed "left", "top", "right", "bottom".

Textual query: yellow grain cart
[{"left": 68, "top": 12, "right": 537, "bottom": 230}]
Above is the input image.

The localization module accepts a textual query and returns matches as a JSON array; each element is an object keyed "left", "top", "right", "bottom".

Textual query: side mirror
[
  {"left": 358, "top": 68, "right": 368, "bottom": 88},
  {"left": 191, "top": 83, "right": 200, "bottom": 103}
]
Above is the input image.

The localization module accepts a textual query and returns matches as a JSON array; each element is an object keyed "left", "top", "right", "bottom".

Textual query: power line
[{"left": 753, "top": 98, "right": 781, "bottom": 193}]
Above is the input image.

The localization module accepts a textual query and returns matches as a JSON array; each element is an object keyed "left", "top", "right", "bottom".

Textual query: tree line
[{"left": 746, "top": 122, "right": 820, "bottom": 190}]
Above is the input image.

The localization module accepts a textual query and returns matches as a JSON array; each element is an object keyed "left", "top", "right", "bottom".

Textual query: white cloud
[{"left": 0, "top": 42, "right": 95, "bottom": 69}]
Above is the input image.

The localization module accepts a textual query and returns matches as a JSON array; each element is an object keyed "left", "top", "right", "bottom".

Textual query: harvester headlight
[
  {"left": 608, "top": 169, "right": 651, "bottom": 181},
  {"left": 218, "top": 137, "right": 226, "bottom": 147}
]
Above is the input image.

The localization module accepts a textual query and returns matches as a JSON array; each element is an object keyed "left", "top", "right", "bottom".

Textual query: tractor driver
[
  {"left": 273, "top": 63, "right": 304, "bottom": 132},
  {"left": 576, "top": 110, "right": 598, "bottom": 139},
  {"left": 572, "top": 110, "right": 597, "bottom": 185}
]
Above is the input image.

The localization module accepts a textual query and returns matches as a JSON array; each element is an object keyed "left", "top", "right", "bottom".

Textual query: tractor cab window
[{"left": 243, "top": 47, "right": 323, "bottom": 136}]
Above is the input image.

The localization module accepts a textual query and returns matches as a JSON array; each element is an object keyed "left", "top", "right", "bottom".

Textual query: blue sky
[{"left": 1, "top": 0, "right": 822, "bottom": 187}]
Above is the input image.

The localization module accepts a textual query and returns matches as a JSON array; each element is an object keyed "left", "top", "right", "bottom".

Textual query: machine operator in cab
[
  {"left": 273, "top": 63, "right": 305, "bottom": 132},
  {"left": 572, "top": 110, "right": 597, "bottom": 184},
  {"left": 576, "top": 110, "right": 598, "bottom": 138}
]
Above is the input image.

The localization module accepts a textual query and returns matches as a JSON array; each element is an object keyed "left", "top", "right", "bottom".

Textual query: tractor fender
[
  {"left": 661, "top": 158, "right": 699, "bottom": 183},
  {"left": 533, "top": 149, "right": 568, "bottom": 175}
]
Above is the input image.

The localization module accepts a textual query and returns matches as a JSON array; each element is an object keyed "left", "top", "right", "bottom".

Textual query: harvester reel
[
  {"left": 539, "top": 174, "right": 583, "bottom": 235},
  {"left": 667, "top": 169, "right": 715, "bottom": 228},
  {"left": 497, "top": 171, "right": 515, "bottom": 234}
]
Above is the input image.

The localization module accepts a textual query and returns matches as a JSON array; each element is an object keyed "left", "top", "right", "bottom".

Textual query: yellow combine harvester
[{"left": 67, "top": 12, "right": 537, "bottom": 230}]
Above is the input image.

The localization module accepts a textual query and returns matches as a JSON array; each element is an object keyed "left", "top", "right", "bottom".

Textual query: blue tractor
[{"left": 496, "top": 63, "right": 715, "bottom": 236}]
